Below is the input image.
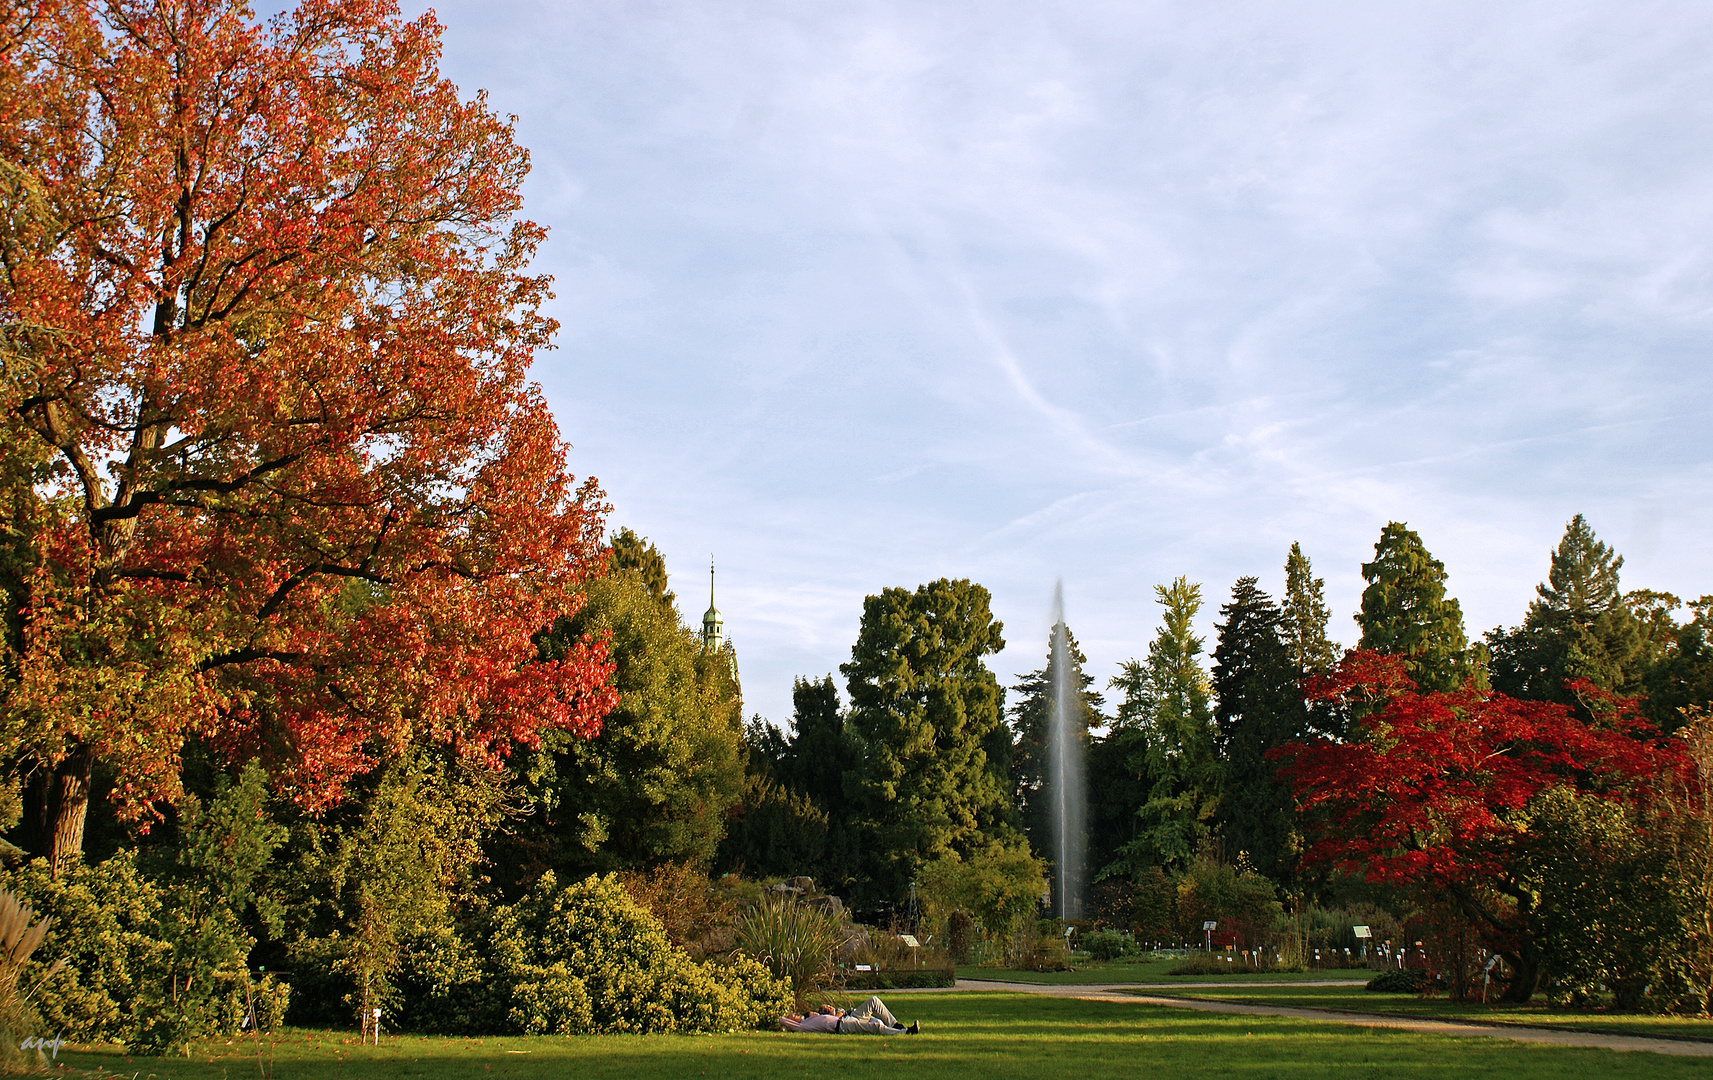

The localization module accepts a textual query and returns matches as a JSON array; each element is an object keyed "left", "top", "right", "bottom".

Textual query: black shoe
[{"left": 905, "top": 1022, "right": 920, "bottom": 1035}]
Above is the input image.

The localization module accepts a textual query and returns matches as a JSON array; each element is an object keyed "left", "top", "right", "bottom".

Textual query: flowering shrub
[{"left": 483, "top": 873, "right": 789, "bottom": 1035}]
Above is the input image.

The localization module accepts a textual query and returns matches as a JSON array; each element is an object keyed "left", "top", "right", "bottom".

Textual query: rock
[
  {"left": 788, "top": 876, "right": 815, "bottom": 892},
  {"left": 836, "top": 928, "right": 871, "bottom": 963},
  {"left": 806, "top": 894, "right": 844, "bottom": 919}
]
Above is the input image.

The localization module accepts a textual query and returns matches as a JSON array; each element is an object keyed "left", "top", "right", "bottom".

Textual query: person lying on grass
[{"left": 780, "top": 997, "right": 920, "bottom": 1035}]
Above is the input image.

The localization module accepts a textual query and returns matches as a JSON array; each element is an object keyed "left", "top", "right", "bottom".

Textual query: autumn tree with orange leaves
[
  {"left": 0, "top": 0, "right": 616, "bottom": 875},
  {"left": 1273, "top": 650, "right": 1682, "bottom": 1002}
]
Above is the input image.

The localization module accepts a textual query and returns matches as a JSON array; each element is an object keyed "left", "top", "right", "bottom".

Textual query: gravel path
[{"left": 946, "top": 979, "right": 1713, "bottom": 1058}]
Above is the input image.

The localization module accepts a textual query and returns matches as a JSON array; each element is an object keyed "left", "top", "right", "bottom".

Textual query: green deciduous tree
[
  {"left": 1211, "top": 578, "right": 1308, "bottom": 883},
  {"left": 278, "top": 747, "right": 513, "bottom": 1027},
  {"left": 916, "top": 846, "right": 1048, "bottom": 940},
  {"left": 1106, "top": 577, "right": 1216, "bottom": 874},
  {"left": 1637, "top": 597, "right": 1713, "bottom": 735},
  {"left": 1357, "top": 523, "right": 1482, "bottom": 693},
  {"left": 841, "top": 579, "right": 1010, "bottom": 906},
  {"left": 510, "top": 572, "right": 745, "bottom": 881}
]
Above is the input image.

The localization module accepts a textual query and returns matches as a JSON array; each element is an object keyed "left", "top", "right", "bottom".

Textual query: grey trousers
[{"left": 838, "top": 996, "right": 904, "bottom": 1035}]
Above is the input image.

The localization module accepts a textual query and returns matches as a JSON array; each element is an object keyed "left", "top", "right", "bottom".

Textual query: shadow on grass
[{"left": 56, "top": 992, "right": 1709, "bottom": 1080}]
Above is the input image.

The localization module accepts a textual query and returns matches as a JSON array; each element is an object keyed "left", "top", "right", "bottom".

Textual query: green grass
[
  {"left": 55, "top": 992, "right": 1707, "bottom": 1080},
  {"left": 957, "top": 956, "right": 1368, "bottom": 984},
  {"left": 1130, "top": 982, "right": 1713, "bottom": 1042}
]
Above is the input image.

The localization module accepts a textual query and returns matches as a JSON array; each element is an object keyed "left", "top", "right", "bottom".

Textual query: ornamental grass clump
[
  {"left": 0, "top": 887, "right": 60, "bottom": 1073},
  {"left": 734, "top": 894, "right": 840, "bottom": 1009}
]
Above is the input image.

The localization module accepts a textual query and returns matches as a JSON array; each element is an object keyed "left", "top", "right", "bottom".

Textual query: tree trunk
[
  {"left": 45, "top": 747, "right": 92, "bottom": 879},
  {"left": 1500, "top": 941, "right": 1544, "bottom": 1003}
]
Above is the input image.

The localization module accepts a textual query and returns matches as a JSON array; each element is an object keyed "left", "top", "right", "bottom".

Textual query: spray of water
[{"left": 1048, "top": 580, "right": 1086, "bottom": 919}]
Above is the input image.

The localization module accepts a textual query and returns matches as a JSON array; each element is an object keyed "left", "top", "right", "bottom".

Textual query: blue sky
[{"left": 416, "top": 0, "right": 1713, "bottom": 729}]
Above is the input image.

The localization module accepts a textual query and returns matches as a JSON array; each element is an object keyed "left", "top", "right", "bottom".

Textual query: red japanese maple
[
  {"left": 0, "top": 0, "right": 617, "bottom": 870},
  {"left": 1275, "top": 651, "right": 1681, "bottom": 999}
]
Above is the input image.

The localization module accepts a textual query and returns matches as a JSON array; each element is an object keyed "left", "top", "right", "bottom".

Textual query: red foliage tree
[
  {"left": 1274, "top": 650, "right": 1681, "bottom": 1001},
  {"left": 0, "top": 0, "right": 616, "bottom": 872}
]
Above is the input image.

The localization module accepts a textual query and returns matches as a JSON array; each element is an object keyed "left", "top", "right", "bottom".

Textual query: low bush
[
  {"left": 0, "top": 765, "right": 290, "bottom": 1054},
  {"left": 482, "top": 873, "right": 792, "bottom": 1034},
  {"left": 618, "top": 863, "right": 739, "bottom": 960},
  {"left": 1366, "top": 969, "right": 1434, "bottom": 994},
  {"left": 1168, "top": 951, "right": 1295, "bottom": 976},
  {"left": 1083, "top": 929, "right": 1132, "bottom": 961},
  {"left": 839, "top": 967, "right": 955, "bottom": 991}
]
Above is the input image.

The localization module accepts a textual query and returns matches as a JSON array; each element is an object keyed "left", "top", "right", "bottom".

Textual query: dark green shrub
[
  {"left": 1084, "top": 929, "right": 1131, "bottom": 961},
  {"left": 1366, "top": 969, "right": 1431, "bottom": 993},
  {"left": 0, "top": 767, "right": 287, "bottom": 1053},
  {"left": 840, "top": 968, "right": 954, "bottom": 991}
]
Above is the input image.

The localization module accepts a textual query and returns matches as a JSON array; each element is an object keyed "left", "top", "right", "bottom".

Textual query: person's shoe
[{"left": 905, "top": 1022, "right": 921, "bottom": 1035}]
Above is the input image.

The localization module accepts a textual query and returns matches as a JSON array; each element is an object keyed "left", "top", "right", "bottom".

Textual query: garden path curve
[{"left": 940, "top": 979, "right": 1713, "bottom": 1058}]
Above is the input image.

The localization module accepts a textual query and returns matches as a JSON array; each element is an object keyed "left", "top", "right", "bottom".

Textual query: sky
[{"left": 410, "top": 0, "right": 1713, "bottom": 729}]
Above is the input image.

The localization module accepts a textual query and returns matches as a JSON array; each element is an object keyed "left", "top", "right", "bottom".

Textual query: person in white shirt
[{"left": 779, "top": 997, "right": 919, "bottom": 1035}]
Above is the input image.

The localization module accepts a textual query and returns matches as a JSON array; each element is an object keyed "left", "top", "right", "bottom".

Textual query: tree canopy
[
  {"left": 0, "top": 0, "right": 616, "bottom": 872},
  {"left": 1275, "top": 650, "right": 1678, "bottom": 1000},
  {"left": 1211, "top": 577, "right": 1308, "bottom": 882},
  {"left": 513, "top": 571, "right": 746, "bottom": 880},
  {"left": 1357, "top": 523, "right": 1480, "bottom": 693},
  {"left": 1282, "top": 542, "right": 1338, "bottom": 676},
  {"left": 841, "top": 578, "right": 1009, "bottom": 905},
  {"left": 1106, "top": 576, "right": 1216, "bottom": 873}
]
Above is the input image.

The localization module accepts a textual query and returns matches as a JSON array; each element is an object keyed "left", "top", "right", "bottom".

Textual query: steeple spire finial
[{"left": 702, "top": 555, "right": 723, "bottom": 653}]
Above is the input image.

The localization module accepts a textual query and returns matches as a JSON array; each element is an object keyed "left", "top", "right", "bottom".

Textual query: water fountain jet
[{"left": 1048, "top": 580, "right": 1086, "bottom": 920}]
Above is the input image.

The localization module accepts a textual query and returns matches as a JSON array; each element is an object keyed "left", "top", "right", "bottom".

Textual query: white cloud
[{"left": 421, "top": 0, "right": 1713, "bottom": 724}]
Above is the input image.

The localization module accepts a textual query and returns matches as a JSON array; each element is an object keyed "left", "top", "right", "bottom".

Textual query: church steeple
[{"left": 702, "top": 555, "right": 723, "bottom": 653}]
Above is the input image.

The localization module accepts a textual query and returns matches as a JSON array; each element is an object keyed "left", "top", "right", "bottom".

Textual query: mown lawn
[
  {"left": 957, "top": 956, "right": 1369, "bottom": 984},
  {"left": 1131, "top": 983, "right": 1713, "bottom": 1042},
  {"left": 56, "top": 991, "right": 1707, "bottom": 1080}
]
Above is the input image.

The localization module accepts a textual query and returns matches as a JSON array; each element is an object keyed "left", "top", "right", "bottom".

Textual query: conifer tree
[
  {"left": 1105, "top": 577, "right": 1216, "bottom": 873},
  {"left": 1488, "top": 515, "right": 1645, "bottom": 712},
  {"left": 1211, "top": 578, "right": 1309, "bottom": 882},
  {"left": 1008, "top": 626, "right": 1104, "bottom": 868},
  {"left": 608, "top": 528, "right": 675, "bottom": 609},
  {"left": 1282, "top": 543, "right": 1339, "bottom": 674},
  {"left": 782, "top": 676, "right": 859, "bottom": 824},
  {"left": 1357, "top": 523, "right": 1481, "bottom": 693}
]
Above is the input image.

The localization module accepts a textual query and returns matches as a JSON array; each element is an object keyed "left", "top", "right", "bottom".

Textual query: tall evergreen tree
[
  {"left": 1533, "top": 514, "right": 1624, "bottom": 620},
  {"left": 1105, "top": 577, "right": 1216, "bottom": 874},
  {"left": 1282, "top": 542, "right": 1339, "bottom": 674},
  {"left": 841, "top": 579, "right": 1011, "bottom": 906},
  {"left": 1357, "top": 522, "right": 1482, "bottom": 692},
  {"left": 1210, "top": 578, "right": 1308, "bottom": 882},
  {"left": 1487, "top": 516, "right": 1654, "bottom": 719},
  {"left": 782, "top": 676, "right": 859, "bottom": 817},
  {"left": 1008, "top": 625, "right": 1104, "bottom": 871}
]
